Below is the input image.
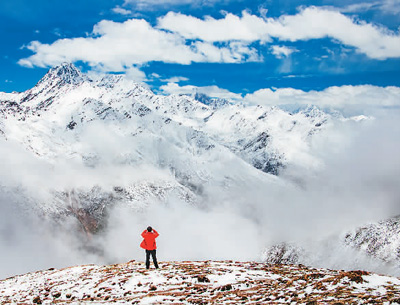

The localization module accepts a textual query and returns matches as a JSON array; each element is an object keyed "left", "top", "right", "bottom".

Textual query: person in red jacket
[{"left": 140, "top": 226, "right": 159, "bottom": 269}]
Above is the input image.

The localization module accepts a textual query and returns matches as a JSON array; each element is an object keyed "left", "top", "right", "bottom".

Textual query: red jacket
[{"left": 140, "top": 230, "right": 159, "bottom": 250}]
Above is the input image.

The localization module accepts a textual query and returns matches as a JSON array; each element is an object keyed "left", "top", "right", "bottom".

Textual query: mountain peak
[
  {"left": 39, "top": 62, "right": 89, "bottom": 85},
  {"left": 191, "top": 92, "right": 230, "bottom": 109}
]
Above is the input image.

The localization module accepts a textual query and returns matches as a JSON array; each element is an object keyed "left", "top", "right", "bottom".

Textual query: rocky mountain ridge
[
  {"left": 262, "top": 216, "right": 400, "bottom": 277},
  {"left": 0, "top": 63, "right": 351, "bottom": 175},
  {"left": 344, "top": 216, "right": 400, "bottom": 266},
  {"left": 0, "top": 63, "right": 338, "bottom": 225}
]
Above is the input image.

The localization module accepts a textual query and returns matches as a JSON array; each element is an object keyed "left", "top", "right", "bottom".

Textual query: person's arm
[
  {"left": 153, "top": 229, "right": 159, "bottom": 238},
  {"left": 141, "top": 230, "right": 147, "bottom": 238}
]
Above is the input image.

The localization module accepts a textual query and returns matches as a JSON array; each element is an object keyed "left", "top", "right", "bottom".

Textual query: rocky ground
[{"left": 1, "top": 261, "right": 400, "bottom": 304}]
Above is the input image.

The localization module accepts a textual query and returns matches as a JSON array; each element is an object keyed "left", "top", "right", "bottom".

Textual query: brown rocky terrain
[{"left": 1, "top": 260, "right": 400, "bottom": 304}]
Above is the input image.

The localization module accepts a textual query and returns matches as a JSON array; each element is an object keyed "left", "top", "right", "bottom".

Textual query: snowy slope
[
  {"left": 201, "top": 104, "right": 330, "bottom": 175},
  {"left": 0, "top": 63, "right": 335, "bottom": 219},
  {"left": 1, "top": 260, "right": 400, "bottom": 304},
  {"left": 344, "top": 216, "right": 400, "bottom": 266},
  {"left": 0, "top": 63, "right": 338, "bottom": 176},
  {"left": 262, "top": 216, "right": 400, "bottom": 277},
  {"left": 0, "top": 63, "right": 288, "bottom": 238}
]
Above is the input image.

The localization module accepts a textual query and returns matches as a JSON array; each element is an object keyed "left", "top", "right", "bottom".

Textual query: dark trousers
[{"left": 145, "top": 250, "right": 159, "bottom": 269}]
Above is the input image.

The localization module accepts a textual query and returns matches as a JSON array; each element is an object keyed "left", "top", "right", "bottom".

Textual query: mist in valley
[{"left": 1, "top": 108, "right": 399, "bottom": 279}]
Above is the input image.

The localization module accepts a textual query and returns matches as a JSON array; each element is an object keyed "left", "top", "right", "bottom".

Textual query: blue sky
[{"left": 1, "top": 0, "right": 400, "bottom": 102}]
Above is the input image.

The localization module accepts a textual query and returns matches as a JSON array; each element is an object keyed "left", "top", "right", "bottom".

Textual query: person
[{"left": 140, "top": 226, "right": 159, "bottom": 269}]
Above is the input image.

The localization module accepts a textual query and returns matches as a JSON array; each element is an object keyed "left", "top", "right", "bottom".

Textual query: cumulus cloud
[
  {"left": 271, "top": 45, "right": 297, "bottom": 58},
  {"left": 18, "top": 19, "right": 260, "bottom": 71},
  {"left": 111, "top": 6, "right": 132, "bottom": 15},
  {"left": 244, "top": 85, "right": 400, "bottom": 114},
  {"left": 157, "top": 11, "right": 271, "bottom": 42},
  {"left": 125, "top": 66, "right": 147, "bottom": 82},
  {"left": 162, "top": 76, "right": 189, "bottom": 83},
  {"left": 159, "top": 82, "right": 242, "bottom": 100},
  {"left": 158, "top": 7, "right": 400, "bottom": 59},
  {"left": 18, "top": 6, "right": 400, "bottom": 71}
]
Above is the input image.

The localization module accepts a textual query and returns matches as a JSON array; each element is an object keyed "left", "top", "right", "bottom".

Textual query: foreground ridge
[{"left": 1, "top": 261, "right": 400, "bottom": 304}]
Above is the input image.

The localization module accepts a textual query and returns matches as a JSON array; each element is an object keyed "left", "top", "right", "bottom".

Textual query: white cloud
[
  {"left": 332, "top": 2, "right": 376, "bottom": 13},
  {"left": 335, "top": 0, "right": 400, "bottom": 15},
  {"left": 150, "top": 73, "right": 161, "bottom": 79},
  {"left": 379, "top": 0, "right": 400, "bottom": 14},
  {"left": 122, "top": 0, "right": 229, "bottom": 10},
  {"left": 18, "top": 6, "right": 400, "bottom": 72},
  {"left": 125, "top": 66, "right": 147, "bottom": 82},
  {"left": 158, "top": 7, "right": 400, "bottom": 59},
  {"left": 112, "top": 6, "right": 132, "bottom": 15},
  {"left": 243, "top": 85, "right": 400, "bottom": 114},
  {"left": 158, "top": 11, "right": 272, "bottom": 43},
  {"left": 52, "top": 28, "right": 64, "bottom": 38},
  {"left": 18, "top": 18, "right": 260, "bottom": 71},
  {"left": 163, "top": 76, "right": 189, "bottom": 83},
  {"left": 160, "top": 83, "right": 400, "bottom": 112},
  {"left": 193, "top": 40, "right": 260, "bottom": 63},
  {"left": 271, "top": 45, "right": 297, "bottom": 58},
  {"left": 160, "top": 82, "right": 242, "bottom": 100}
]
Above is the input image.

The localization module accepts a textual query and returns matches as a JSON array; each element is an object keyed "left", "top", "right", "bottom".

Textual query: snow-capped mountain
[
  {"left": 262, "top": 216, "right": 400, "bottom": 277},
  {"left": 2, "top": 63, "right": 393, "bottom": 278},
  {"left": 344, "top": 216, "right": 400, "bottom": 266},
  {"left": 0, "top": 64, "right": 332, "bottom": 207},
  {"left": 0, "top": 64, "right": 225, "bottom": 218},
  {"left": 0, "top": 63, "right": 334, "bottom": 176}
]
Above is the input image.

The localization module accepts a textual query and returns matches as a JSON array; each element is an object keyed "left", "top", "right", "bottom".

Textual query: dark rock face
[
  {"left": 243, "top": 132, "right": 270, "bottom": 151},
  {"left": 192, "top": 92, "right": 229, "bottom": 109},
  {"left": 60, "top": 188, "right": 119, "bottom": 236},
  {"left": 252, "top": 155, "right": 284, "bottom": 175},
  {"left": 40, "top": 63, "right": 88, "bottom": 86},
  {"left": 67, "top": 121, "right": 77, "bottom": 130},
  {"left": 241, "top": 132, "right": 285, "bottom": 175}
]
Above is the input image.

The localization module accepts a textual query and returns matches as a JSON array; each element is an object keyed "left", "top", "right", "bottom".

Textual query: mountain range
[
  {"left": 0, "top": 63, "right": 334, "bottom": 229},
  {"left": 0, "top": 63, "right": 398, "bottom": 278}
]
